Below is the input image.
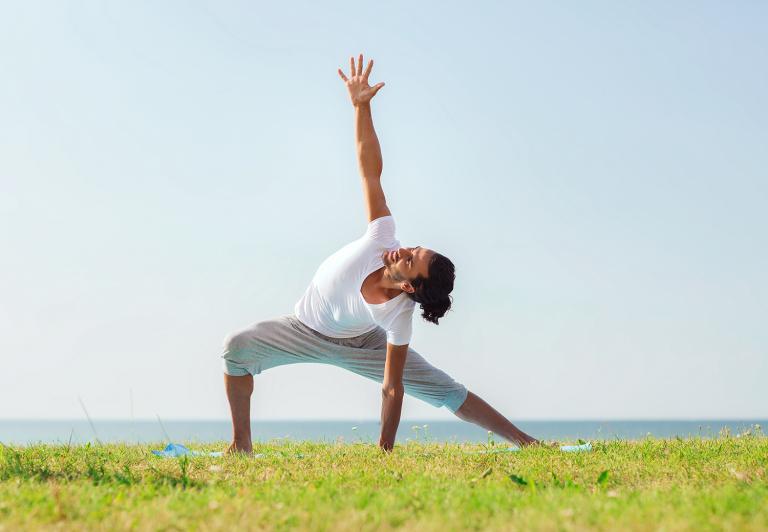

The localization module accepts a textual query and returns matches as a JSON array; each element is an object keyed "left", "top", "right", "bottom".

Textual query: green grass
[{"left": 1, "top": 434, "right": 767, "bottom": 531}]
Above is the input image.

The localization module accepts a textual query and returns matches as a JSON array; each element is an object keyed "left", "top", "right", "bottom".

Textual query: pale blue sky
[{"left": 1, "top": 1, "right": 766, "bottom": 420}]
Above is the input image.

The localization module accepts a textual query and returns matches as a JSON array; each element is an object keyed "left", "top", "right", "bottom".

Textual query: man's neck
[{"left": 373, "top": 267, "right": 403, "bottom": 296}]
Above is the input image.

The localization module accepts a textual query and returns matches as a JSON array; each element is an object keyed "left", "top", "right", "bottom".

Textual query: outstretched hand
[{"left": 338, "top": 53, "right": 385, "bottom": 107}]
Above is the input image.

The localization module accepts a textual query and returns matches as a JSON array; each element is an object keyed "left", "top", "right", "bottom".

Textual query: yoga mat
[
  {"left": 151, "top": 442, "right": 592, "bottom": 458},
  {"left": 151, "top": 443, "right": 223, "bottom": 458},
  {"left": 150, "top": 443, "right": 305, "bottom": 459},
  {"left": 468, "top": 442, "right": 592, "bottom": 454},
  {"left": 560, "top": 442, "right": 592, "bottom": 453}
]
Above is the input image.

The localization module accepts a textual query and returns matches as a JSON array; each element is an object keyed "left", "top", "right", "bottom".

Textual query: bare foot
[
  {"left": 521, "top": 438, "right": 559, "bottom": 449},
  {"left": 227, "top": 440, "right": 253, "bottom": 455},
  {"left": 515, "top": 434, "right": 540, "bottom": 447}
]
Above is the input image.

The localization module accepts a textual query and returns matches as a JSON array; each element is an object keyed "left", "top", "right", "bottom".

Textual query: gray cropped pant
[{"left": 221, "top": 314, "right": 468, "bottom": 413}]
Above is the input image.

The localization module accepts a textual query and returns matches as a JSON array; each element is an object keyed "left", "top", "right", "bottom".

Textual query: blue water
[{"left": 1, "top": 419, "right": 764, "bottom": 445}]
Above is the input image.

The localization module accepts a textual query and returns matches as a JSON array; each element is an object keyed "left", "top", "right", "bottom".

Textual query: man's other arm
[{"left": 379, "top": 342, "right": 408, "bottom": 451}]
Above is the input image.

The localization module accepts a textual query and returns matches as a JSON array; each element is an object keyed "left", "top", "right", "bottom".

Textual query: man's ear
[{"left": 400, "top": 282, "right": 415, "bottom": 294}]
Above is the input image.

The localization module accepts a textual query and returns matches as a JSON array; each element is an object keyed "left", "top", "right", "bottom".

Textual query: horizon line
[{"left": 1, "top": 418, "right": 765, "bottom": 423}]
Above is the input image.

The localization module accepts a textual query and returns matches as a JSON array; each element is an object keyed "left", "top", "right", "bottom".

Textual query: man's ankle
[{"left": 229, "top": 438, "right": 252, "bottom": 453}]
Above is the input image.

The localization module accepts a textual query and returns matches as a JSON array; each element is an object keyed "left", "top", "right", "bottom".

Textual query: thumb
[{"left": 372, "top": 82, "right": 385, "bottom": 94}]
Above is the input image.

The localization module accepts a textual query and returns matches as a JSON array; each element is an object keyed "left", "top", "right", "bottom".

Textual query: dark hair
[{"left": 408, "top": 253, "right": 455, "bottom": 325}]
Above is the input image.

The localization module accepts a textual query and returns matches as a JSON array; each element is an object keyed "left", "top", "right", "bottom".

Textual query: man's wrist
[{"left": 378, "top": 436, "right": 394, "bottom": 451}]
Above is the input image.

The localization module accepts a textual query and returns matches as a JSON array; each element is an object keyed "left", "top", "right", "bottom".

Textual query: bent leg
[
  {"left": 220, "top": 315, "right": 324, "bottom": 455},
  {"left": 455, "top": 391, "right": 538, "bottom": 446}
]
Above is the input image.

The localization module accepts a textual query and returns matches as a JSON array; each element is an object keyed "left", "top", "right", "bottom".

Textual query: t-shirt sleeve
[
  {"left": 386, "top": 307, "right": 414, "bottom": 346},
  {"left": 365, "top": 215, "right": 397, "bottom": 245}
]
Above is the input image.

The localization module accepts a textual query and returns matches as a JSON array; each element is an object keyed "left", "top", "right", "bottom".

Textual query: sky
[{"left": 1, "top": 1, "right": 766, "bottom": 421}]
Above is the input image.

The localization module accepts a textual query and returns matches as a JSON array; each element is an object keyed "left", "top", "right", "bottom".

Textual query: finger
[
  {"left": 371, "top": 82, "right": 385, "bottom": 94},
  {"left": 337, "top": 68, "right": 348, "bottom": 82},
  {"left": 357, "top": 53, "right": 363, "bottom": 76},
  {"left": 363, "top": 59, "right": 373, "bottom": 82},
  {"left": 349, "top": 56, "right": 355, "bottom": 78}
]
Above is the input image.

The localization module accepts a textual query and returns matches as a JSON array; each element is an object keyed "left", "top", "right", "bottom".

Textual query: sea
[{"left": 1, "top": 419, "right": 764, "bottom": 446}]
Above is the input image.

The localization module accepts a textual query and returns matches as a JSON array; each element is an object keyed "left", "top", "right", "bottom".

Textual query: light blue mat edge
[
  {"left": 151, "top": 442, "right": 593, "bottom": 458},
  {"left": 151, "top": 443, "right": 223, "bottom": 458},
  {"left": 469, "top": 442, "right": 593, "bottom": 454}
]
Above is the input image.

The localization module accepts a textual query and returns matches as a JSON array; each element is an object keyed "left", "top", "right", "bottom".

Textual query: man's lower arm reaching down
[{"left": 379, "top": 384, "right": 404, "bottom": 451}]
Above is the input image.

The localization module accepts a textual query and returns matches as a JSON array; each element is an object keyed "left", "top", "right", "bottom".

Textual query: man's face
[{"left": 382, "top": 246, "right": 435, "bottom": 292}]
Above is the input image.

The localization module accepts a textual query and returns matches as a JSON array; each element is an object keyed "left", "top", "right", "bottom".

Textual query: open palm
[{"left": 338, "top": 53, "right": 385, "bottom": 106}]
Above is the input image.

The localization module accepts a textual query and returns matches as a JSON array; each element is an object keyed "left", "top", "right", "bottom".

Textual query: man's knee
[
  {"left": 222, "top": 321, "right": 273, "bottom": 354},
  {"left": 222, "top": 330, "right": 251, "bottom": 354},
  {"left": 222, "top": 319, "right": 287, "bottom": 376},
  {"left": 221, "top": 327, "right": 259, "bottom": 376},
  {"left": 443, "top": 386, "right": 469, "bottom": 413}
]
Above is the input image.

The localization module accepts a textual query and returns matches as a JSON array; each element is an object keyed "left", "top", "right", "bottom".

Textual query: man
[{"left": 222, "top": 54, "right": 539, "bottom": 453}]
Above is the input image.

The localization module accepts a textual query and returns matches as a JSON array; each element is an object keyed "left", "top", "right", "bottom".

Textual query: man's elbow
[
  {"left": 359, "top": 164, "right": 383, "bottom": 181},
  {"left": 382, "top": 384, "right": 404, "bottom": 399},
  {"left": 357, "top": 150, "right": 383, "bottom": 178}
]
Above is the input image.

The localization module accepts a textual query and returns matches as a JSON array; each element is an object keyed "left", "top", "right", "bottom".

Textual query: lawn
[{"left": 1, "top": 433, "right": 766, "bottom": 531}]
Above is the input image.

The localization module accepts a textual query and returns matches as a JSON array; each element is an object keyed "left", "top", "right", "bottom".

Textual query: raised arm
[{"left": 338, "top": 54, "right": 391, "bottom": 223}]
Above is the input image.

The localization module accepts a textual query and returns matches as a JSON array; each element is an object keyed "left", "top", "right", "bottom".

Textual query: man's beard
[{"left": 386, "top": 266, "right": 408, "bottom": 284}]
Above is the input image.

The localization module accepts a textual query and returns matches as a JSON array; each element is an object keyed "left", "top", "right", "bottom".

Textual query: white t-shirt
[{"left": 294, "top": 216, "right": 416, "bottom": 346}]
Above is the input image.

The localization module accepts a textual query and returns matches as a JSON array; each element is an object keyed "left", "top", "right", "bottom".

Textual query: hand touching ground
[{"left": 338, "top": 53, "right": 385, "bottom": 107}]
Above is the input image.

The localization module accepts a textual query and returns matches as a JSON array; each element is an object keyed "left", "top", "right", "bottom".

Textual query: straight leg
[
  {"left": 224, "top": 373, "right": 254, "bottom": 454},
  {"left": 455, "top": 391, "right": 539, "bottom": 446}
]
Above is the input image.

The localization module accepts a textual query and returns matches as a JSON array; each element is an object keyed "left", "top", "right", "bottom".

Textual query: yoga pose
[{"left": 222, "top": 54, "right": 539, "bottom": 453}]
